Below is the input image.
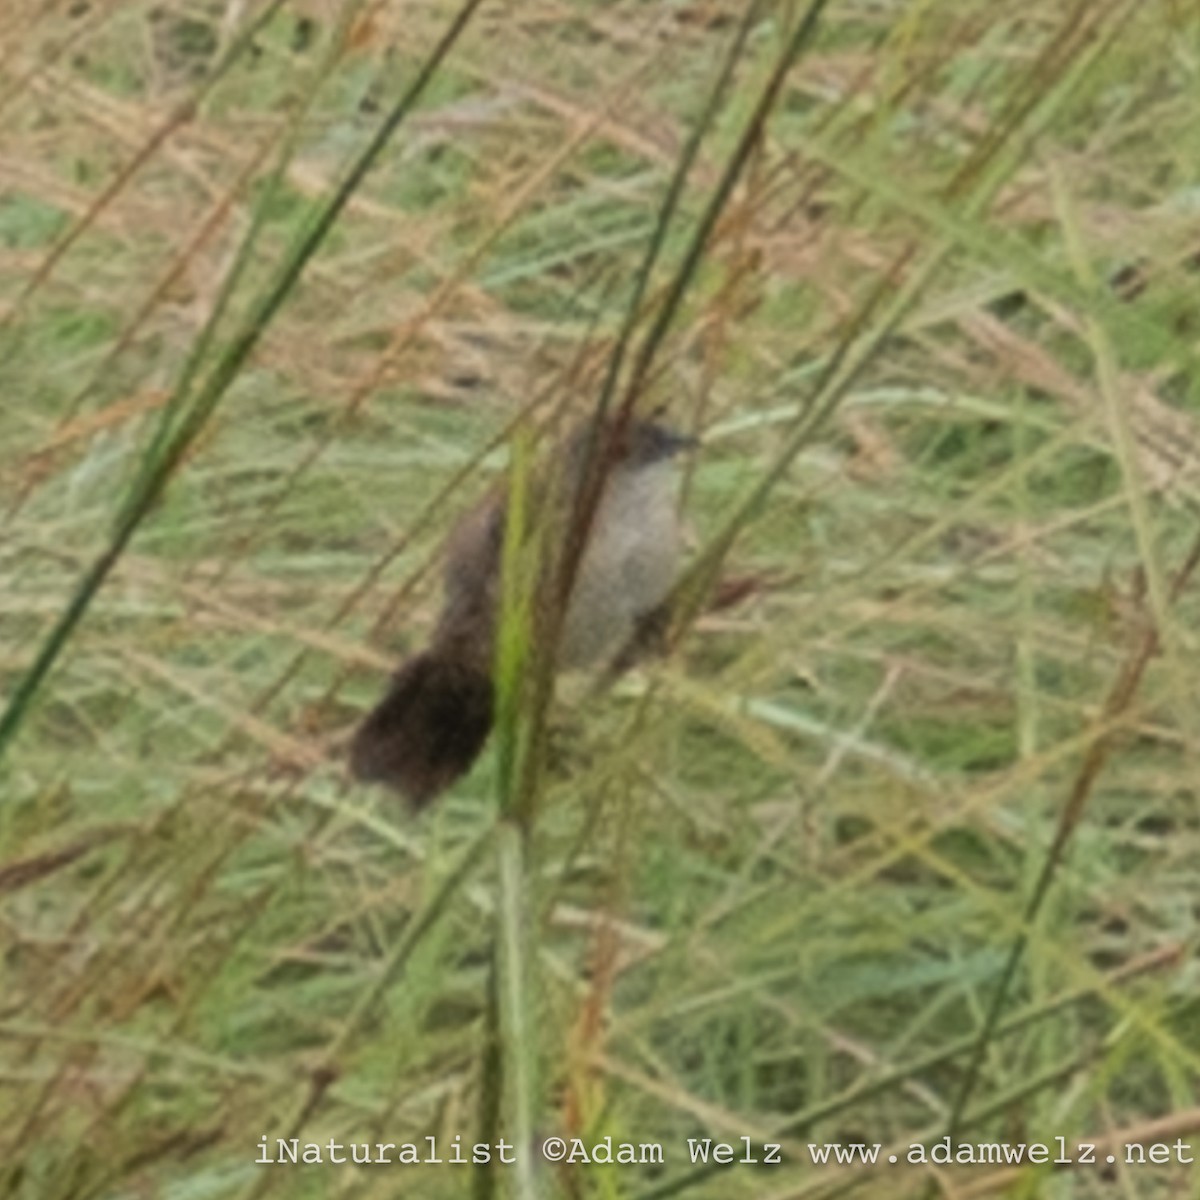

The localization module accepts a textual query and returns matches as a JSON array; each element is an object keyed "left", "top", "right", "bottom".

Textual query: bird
[{"left": 349, "top": 415, "right": 693, "bottom": 808}]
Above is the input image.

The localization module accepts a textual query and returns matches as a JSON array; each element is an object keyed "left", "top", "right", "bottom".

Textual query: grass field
[{"left": 2, "top": 0, "right": 1199, "bottom": 1197}]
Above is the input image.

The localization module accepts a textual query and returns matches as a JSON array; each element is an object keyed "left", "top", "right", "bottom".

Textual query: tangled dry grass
[{"left": 1, "top": 1, "right": 1199, "bottom": 1197}]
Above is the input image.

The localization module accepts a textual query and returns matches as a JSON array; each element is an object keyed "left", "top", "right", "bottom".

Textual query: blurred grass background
[{"left": 2, "top": 0, "right": 1199, "bottom": 1197}]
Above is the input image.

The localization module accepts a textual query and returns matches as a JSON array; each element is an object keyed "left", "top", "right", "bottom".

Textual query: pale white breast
[{"left": 559, "top": 460, "right": 682, "bottom": 668}]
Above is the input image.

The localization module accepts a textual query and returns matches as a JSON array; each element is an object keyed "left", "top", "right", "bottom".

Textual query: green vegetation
[{"left": 1, "top": 1, "right": 1198, "bottom": 1198}]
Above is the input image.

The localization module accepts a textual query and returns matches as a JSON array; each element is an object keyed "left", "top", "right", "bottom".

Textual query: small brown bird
[{"left": 349, "top": 416, "right": 693, "bottom": 808}]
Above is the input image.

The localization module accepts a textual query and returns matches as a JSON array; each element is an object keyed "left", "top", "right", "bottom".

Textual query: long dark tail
[{"left": 349, "top": 651, "right": 494, "bottom": 808}]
